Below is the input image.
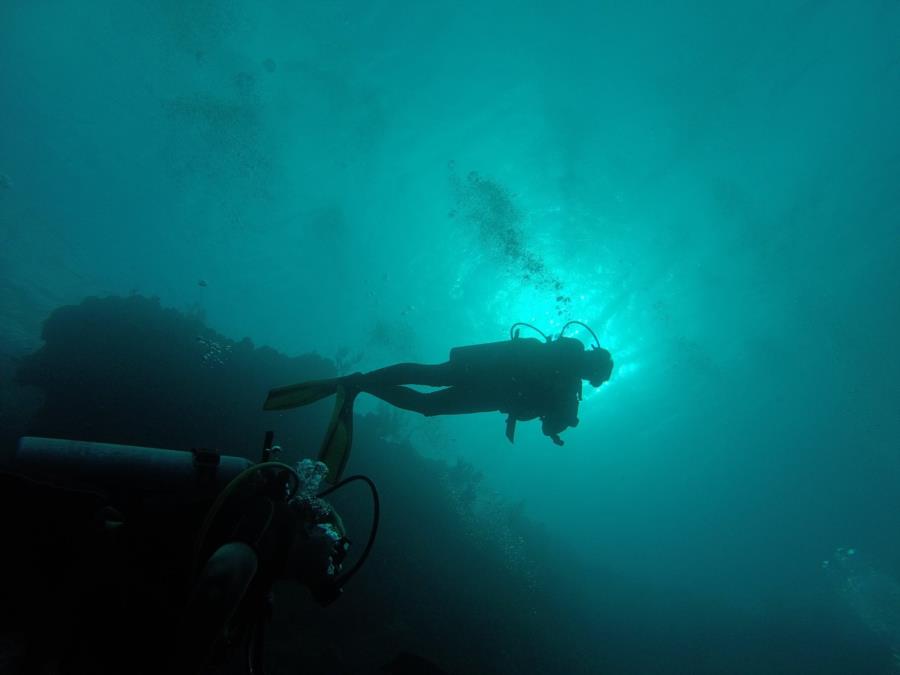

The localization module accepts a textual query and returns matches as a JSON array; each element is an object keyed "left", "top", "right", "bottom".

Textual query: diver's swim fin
[
  {"left": 319, "top": 386, "right": 358, "bottom": 483},
  {"left": 263, "top": 378, "right": 339, "bottom": 410}
]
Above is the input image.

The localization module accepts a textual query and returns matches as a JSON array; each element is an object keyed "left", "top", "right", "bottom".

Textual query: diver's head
[{"left": 584, "top": 347, "right": 613, "bottom": 387}]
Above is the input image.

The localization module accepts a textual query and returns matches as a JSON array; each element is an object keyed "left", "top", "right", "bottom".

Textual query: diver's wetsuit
[{"left": 354, "top": 337, "right": 585, "bottom": 444}]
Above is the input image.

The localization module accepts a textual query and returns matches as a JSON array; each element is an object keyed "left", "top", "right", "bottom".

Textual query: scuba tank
[
  {"left": 12, "top": 436, "right": 253, "bottom": 500},
  {"left": 447, "top": 320, "right": 602, "bottom": 369}
]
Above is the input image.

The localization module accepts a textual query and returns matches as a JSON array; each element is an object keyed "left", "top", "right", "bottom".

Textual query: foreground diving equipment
[
  {"left": 8, "top": 433, "right": 379, "bottom": 675},
  {"left": 182, "top": 432, "right": 379, "bottom": 674}
]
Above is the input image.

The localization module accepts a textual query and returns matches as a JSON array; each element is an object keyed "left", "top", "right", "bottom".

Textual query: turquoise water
[{"left": 1, "top": 2, "right": 899, "bottom": 673}]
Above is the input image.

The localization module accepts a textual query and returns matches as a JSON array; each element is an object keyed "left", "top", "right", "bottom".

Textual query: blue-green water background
[{"left": 1, "top": 1, "right": 899, "bottom": 672}]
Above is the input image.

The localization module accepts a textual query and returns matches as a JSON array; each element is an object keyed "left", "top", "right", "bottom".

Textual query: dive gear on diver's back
[
  {"left": 500, "top": 321, "right": 604, "bottom": 444},
  {"left": 449, "top": 337, "right": 544, "bottom": 379},
  {"left": 449, "top": 336, "right": 583, "bottom": 432}
]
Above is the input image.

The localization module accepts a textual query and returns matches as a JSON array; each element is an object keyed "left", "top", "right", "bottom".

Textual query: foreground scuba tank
[{"left": 11, "top": 436, "right": 253, "bottom": 500}]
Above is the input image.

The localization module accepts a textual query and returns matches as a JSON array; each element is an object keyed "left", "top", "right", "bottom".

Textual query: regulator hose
[
  {"left": 509, "top": 322, "right": 550, "bottom": 342},
  {"left": 193, "top": 461, "right": 302, "bottom": 577},
  {"left": 317, "top": 474, "right": 380, "bottom": 587},
  {"left": 559, "top": 320, "right": 601, "bottom": 349}
]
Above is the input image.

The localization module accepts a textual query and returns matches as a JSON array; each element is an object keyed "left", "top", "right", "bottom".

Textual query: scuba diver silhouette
[{"left": 265, "top": 321, "right": 614, "bottom": 481}]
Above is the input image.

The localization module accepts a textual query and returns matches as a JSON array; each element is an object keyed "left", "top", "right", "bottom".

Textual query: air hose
[
  {"left": 193, "top": 461, "right": 380, "bottom": 591},
  {"left": 509, "top": 322, "right": 550, "bottom": 342},
  {"left": 192, "top": 461, "right": 302, "bottom": 577},
  {"left": 511, "top": 320, "right": 602, "bottom": 349},
  {"left": 558, "top": 320, "right": 602, "bottom": 349},
  {"left": 317, "top": 474, "right": 380, "bottom": 587}
]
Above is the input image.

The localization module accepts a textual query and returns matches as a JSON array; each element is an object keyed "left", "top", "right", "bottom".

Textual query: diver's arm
[
  {"left": 541, "top": 390, "right": 580, "bottom": 446},
  {"left": 541, "top": 417, "right": 568, "bottom": 446}
]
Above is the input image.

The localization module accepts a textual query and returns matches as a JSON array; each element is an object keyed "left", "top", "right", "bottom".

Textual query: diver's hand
[{"left": 550, "top": 433, "right": 564, "bottom": 446}]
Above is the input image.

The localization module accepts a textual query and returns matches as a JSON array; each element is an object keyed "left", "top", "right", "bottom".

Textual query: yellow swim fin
[
  {"left": 318, "top": 386, "right": 358, "bottom": 483},
  {"left": 263, "top": 378, "right": 339, "bottom": 410}
]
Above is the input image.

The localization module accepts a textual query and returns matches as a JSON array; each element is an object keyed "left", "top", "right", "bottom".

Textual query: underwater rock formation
[{"left": 13, "top": 295, "right": 335, "bottom": 459}]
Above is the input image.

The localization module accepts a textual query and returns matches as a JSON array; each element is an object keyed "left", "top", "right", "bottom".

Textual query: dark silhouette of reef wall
[{"left": 12, "top": 295, "right": 335, "bottom": 459}]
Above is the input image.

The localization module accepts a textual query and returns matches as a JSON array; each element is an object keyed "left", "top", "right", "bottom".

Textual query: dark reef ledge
[{"left": 9, "top": 294, "right": 335, "bottom": 459}]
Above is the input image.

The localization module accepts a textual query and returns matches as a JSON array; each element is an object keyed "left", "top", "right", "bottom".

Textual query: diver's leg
[
  {"left": 266, "top": 362, "right": 463, "bottom": 411},
  {"left": 365, "top": 385, "right": 496, "bottom": 416},
  {"left": 351, "top": 362, "right": 460, "bottom": 388},
  {"left": 264, "top": 378, "right": 340, "bottom": 410}
]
